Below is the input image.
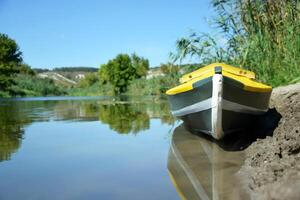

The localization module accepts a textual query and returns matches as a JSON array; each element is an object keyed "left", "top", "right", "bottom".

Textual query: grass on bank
[
  {"left": 126, "top": 75, "right": 179, "bottom": 96},
  {"left": 68, "top": 82, "right": 114, "bottom": 96},
  {"left": 68, "top": 74, "right": 180, "bottom": 97},
  {"left": 239, "top": 3, "right": 300, "bottom": 86},
  {"left": 0, "top": 74, "right": 67, "bottom": 97},
  {"left": 173, "top": 0, "right": 300, "bottom": 87}
]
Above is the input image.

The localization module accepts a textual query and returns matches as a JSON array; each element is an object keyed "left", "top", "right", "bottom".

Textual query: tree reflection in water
[
  {"left": 0, "top": 102, "right": 29, "bottom": 162},
  {"left": 98, "top": 100, "right": 175, "bottom": 134},
  {"left": 99, "top": 103, "right": 150, "bottom": 134},
  {"left": 0, "top": 97, "right": 175, "bottom": 162}
]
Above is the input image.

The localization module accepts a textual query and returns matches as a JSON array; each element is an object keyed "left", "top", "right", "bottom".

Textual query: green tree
[
  {"left": 99, "top": 54, "right": 135, "bottom": 94},
  {"left": 160, "top": 63, "right": 180, "bottom": 78},
  {"left": 0, "top": 34, "right": 22, "bottom": 64},
  {"left": 98, "top": 53, "right": 150, "bottom": 94},
  {"left": 77, "top": 72, "right": 98, "bottom": 88},
  {"left": 131, "top": 53, "right": 149, "bottom": 77},
  {"left": 98, "top": 64, "right": 110, "bottom": 84},
  {"left": 108, "top": 54, "right": 136, "bottom": 93},
  {"left": 0, "top": 33, "right": 23, "bottom": 91},
  {"left": 18, "top": 63, "right": 35, "bottom": 75}
]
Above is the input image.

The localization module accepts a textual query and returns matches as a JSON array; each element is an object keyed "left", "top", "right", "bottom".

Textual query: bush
[
  {"left": 12, "top": 74, "right": 67, "bottom": 96},
  {"left": 99, "top": 53, "right": 149, "bottom": 94},
  {"left": 77, "top": 72, "right": 99, "bottom": 88},
  {"left": 127, "top": 75, "right": 179, "bottom": 96},
  {"left": 68, "top": 82, "right": 114, "bottom": 96}
]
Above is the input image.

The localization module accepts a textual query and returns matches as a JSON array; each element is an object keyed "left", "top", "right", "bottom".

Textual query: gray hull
[{"left": 168, "top": 74, "right": 271, "bottom": 139}]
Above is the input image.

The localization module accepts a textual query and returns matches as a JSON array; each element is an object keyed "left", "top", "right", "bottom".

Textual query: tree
[
  {"left": 0, "top": 33, "right": 22, "bottom": 64},
  {"left": 99, "top": 54, "right": 138, "bottom": 94},
  {"left": 98, "top": 53, "right": 150, "bottom": 94},
  {"left": 18, "top": 63, "right": 35, "bottom": 75},
  {"left": 107, "top": 54, "right": 136, "bottom": 94},
  {"left": 0, "top": 33, "right": 23, "bottom": 91},
  {"left": 131, "top": 53, "right": 149, "bottom": 78},
  {"left": 98, "top": 64, "right": 110, "bottom": 84},
  {"left": 160, "top": 62, "right": 179, "bottom": 77},
  {"left": 78, "top": 72, "right": 98, "bottom": 88}
]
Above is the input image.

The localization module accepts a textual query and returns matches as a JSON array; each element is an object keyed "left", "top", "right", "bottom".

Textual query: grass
[
  {"left": 126, "top": 75, "right": 179, "bottom": 96},
  {"left": 67, "top": 73, "right": 180, "bottom": 97},
  {"left": 173, "top": 0, "right": 300, "bottom": 87},
  {"left": 0, "top": 91, "right": 10, "bottom": 98},
  {"left": 3, "top": 74, "right": 68, "bottom": 97},
  {"left": 68, "top": 82, "right": 114, "bottom": 96},
  {"left": 238, "top": 0, "right": 300, "bottom": 86}
]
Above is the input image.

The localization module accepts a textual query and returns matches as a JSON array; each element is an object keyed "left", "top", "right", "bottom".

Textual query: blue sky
[{"left": 0, "top": 0, "right": 213, "bottom": 68}]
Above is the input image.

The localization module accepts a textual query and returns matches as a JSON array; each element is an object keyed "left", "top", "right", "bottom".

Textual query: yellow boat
[{"left": 166, "top": 63, "right": 272, "bottom": 139}]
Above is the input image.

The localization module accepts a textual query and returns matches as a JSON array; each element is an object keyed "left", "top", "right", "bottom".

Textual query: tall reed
[
  {"left": 240, "top": 0, "right": 300, "bottom": 85},
  {"left": 173, "top": 0, "right": 300, "bottom": 86}
]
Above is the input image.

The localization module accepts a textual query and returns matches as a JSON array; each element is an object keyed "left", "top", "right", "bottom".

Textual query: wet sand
[{"left": 237, "top": 83, "right": 300, "bottom": 200}]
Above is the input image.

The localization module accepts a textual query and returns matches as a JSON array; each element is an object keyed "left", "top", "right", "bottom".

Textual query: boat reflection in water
[{"left": 168, "top": 124, "right": 246, "bottom": 200}]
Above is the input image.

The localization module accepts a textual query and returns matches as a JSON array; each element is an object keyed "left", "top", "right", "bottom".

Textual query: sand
[{"left": 237, "top": 83, "right": 300, "bottom": 200}]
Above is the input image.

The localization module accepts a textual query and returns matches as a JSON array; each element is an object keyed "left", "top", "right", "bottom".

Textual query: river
[{"left": 0, "top": 96, "right": 245, "bottom": 200}]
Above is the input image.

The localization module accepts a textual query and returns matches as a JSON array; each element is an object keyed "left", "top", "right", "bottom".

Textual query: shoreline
[{"left": 237, "top": 83, "right": 300, "bottom": 199}]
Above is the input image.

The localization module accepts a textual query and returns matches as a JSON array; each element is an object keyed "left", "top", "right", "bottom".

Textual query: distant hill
[
  {"left": 34, "top": 66, "right": 98, "bottom": 87},
  {"left": 34, "top": 64, "right": 201, "bottom": 87},
  {"left": 53, "top": 67, "right": 98, "bottom": 72},
  {"left": 38, "top": 72, "right": 77, "bottom": 87},
  {"left": 146, "top": 63, "right": 201, "bottom": 79},
  {"left": 33, "top": 68, "right": 50, "bottom": 73},
  {"left": 33, "top": 67, "right": 98, "bottom": 73}
]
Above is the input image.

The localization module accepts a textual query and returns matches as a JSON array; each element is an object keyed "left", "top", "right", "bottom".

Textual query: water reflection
[
  {"left": 0, "top": 97, "right": 180, "bottom": 200},
  {"left": 0, "top": 103, "right": 29, "bottom": 161},
  {"left": 99, "top": 103, "right": 150, "bottom": 134},
  {"left": 0, "top": 97, "right": 175, "bottom": 162},
  {"left": 168, "top": 124, "right": 246, "bottom": 200},
  {"left": 98, "top": 101, "right": 174, "bottom": 134},
  {"left": 0, "top": 122, "right": 24, "bottom": 162}
]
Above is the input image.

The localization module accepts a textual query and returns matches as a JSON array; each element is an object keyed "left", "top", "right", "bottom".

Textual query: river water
[{"left": 0, "top": 97, "right": 245, "bottom": 200}]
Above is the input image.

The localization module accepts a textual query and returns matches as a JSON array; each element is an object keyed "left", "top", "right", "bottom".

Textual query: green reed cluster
[{"left": 173, "top": 0, "right": 300, "bottom": 86}]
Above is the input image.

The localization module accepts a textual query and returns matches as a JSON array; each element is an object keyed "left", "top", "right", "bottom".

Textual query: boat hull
[
  {"left": 168, "top": 74, "right": 271, "bottom": 139},
  {"left": 167, "top": 124, "right": 246, "bottom": 200}
]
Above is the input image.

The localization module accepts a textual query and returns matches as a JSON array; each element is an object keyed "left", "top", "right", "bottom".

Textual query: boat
[
  {"left": 168, "top": 124, "right": 246, "bottom": 200},
  {"left": 166, "top": 63, "right": 272, "bottom": 140}
]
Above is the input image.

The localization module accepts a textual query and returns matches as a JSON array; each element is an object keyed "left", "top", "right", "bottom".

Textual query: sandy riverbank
[{"left": 237, "top": 83, "right": 300, "bottom": 199}]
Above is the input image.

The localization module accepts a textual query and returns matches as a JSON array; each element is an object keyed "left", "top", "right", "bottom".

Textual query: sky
[{"left": 0, "top": 0, "right": 213, "bottom": 69}]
